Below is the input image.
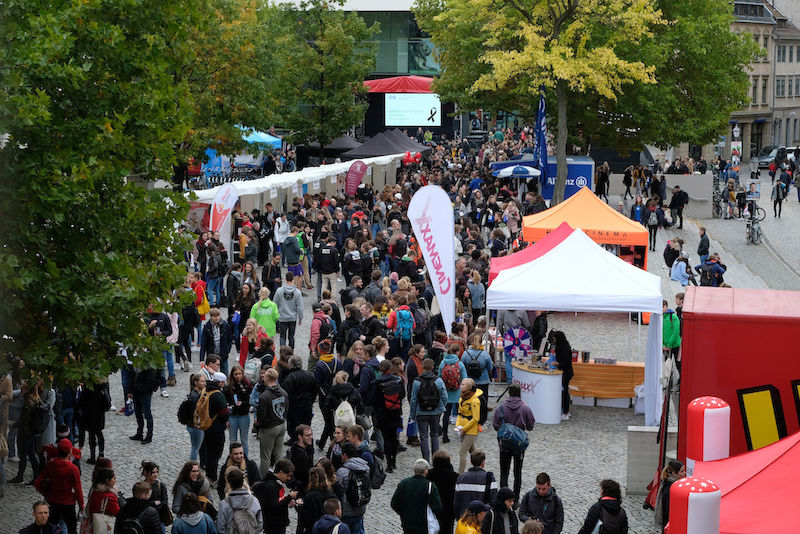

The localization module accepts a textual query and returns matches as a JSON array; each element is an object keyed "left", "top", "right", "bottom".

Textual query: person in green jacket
[
  {"left": 662, "top": 299, "right": 681, "bottom": 362},
  {"left": 251, "top": 287, "right": 280, "bottom": 337},
  {"left": 391, "top": 458, "right": 442, "bottom": 534}
]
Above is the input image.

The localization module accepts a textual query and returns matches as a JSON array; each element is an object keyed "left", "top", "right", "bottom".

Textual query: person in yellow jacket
[
  {"left": 456, "top": 378, "right": 483, "bottom": 473},
  {"left": 455, "top": 500, "right": 490, "bottom": 534}
]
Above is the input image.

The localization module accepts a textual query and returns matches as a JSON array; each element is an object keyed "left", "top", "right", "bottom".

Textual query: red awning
[
  {"left": 364, "top": 75, "right": 434, "bottom": 93},
  {"left": 488, "top": 222, "right": 574, "bottom": 285},
  {"left": 694, "top": 431, "right": 800, "bottom": 533}
]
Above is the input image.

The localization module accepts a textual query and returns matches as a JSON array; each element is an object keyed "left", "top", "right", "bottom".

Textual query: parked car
[{"left": 756, "top": 145, "right": 779, "bottom": 168}]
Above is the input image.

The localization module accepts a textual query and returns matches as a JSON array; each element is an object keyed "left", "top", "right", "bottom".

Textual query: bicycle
[{"left": 746, "top": 200, "right": 764, "bottom": 245}]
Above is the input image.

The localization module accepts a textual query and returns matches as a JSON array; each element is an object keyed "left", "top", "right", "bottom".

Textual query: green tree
[
  {"left": 417, "top": 0, "right": 663, "bottom": 204},
  {"left": 266, "top": 0, "right": 378, "bottom": 157},
  {"left": 0, "top": 0, "right": 202, "bottom": 385}
]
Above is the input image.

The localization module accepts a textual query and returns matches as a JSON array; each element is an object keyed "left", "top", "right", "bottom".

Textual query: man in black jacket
[
  {"left": 129, "top": 366, "right": 159, "bottom": 444},
  {"left": 316, "top": 236, "right": 340, "bottom": 302},
  {"left": 263, "top": 253, "right": 283, "bottom": 297},
  {"left": 256, "top": 368, "right": 288, "bottom": 475},
  {"left": 518, "top": 472, "right": 564, "bottom": 534},
  {"left": 281, "top": 356, "right": 317, "bottom": 446},
  {"left": 290, "top": 424, "right": 315, "bottom": 495},
  {"left": 199, "top": 308, "right": 234, "bottom": 376},
  {"left": 668, "top": 185, "right": 689, "bottom": 229},
  {"left": 18, "top": 501, "right": 58, "bottom": 534},
  {"left": 217, "top": 441, "right": 262, "bottom": 500},
  {"left": 253, "top": 459, "right": 298, "bottom": 534},
  {"left": 116, "top": 481, "right": 161, "bottom": 534},
  {"left": 339, "top": 276, "right": 362, "bottom": 307}
]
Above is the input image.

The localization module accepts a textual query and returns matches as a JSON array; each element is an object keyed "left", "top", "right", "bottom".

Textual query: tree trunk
[
  {"left": 320, "top": 144, "right": 325, "bottom": 164},
  {"left": 553, "top": 79, "right": 568, "bottom": 205}
]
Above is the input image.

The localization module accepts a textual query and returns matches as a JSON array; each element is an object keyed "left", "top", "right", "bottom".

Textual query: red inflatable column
[
  {"left": 664, "top": 476, "right": 720, "bottom": 534},
  {"left": 686, "top": 396, "right": 730, "bottom": 475}
]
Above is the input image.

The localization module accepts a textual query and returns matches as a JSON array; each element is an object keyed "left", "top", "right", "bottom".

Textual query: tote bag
[{"left": 426, "top": 482, "right": 440, "bottom": 534}]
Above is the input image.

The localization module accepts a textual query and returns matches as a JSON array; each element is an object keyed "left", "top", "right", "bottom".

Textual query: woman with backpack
[
  {"left": 460, "top": 334, "right": 494, "bottom": 419},
  {"left": 576, "top": 479, "right": 629, "bottom": 534},
  {"left": 183, "top": 374, "right": 206, "bottom": 462},
  {"left": 437, "top": 346, "right": 467, "bottom": 444},
  {"left": 172, "top": 461, "right": 213, "bottom": 517},
  {"left": 225, "top": 365, "right": 253, "bottom": 458},
  {"left": 337, "top": 305, "right": 364, "bottom": 357},
  {"left": 374, "top": 359, "right": 405, "bottom": 473},
  {"left": 326, "top": 371, "right": 363, "bottom": 431}
]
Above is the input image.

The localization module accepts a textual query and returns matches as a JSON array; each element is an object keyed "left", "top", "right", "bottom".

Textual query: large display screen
[{"left": 385, "top": 93, "right": 441, "bottom": 127}]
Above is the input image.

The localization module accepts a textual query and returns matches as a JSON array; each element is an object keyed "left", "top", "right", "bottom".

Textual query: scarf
[
  {"left": 222, "top": 458, "right": 250, "bottom": 496},
  {"left": 319, "top": 353, "right": 335, "bottom": 364}
]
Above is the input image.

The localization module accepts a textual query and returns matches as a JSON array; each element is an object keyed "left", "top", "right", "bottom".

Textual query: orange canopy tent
[{"left": 521, "top": 187, "right": 649, "bottom": 268}]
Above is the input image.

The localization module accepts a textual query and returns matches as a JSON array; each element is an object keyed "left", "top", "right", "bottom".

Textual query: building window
[
  {"left": 752, "top": 77, "right": 759, "bottom": 104},
  {"left": 777, "top": 78, "right": 786, "bottom": 97},
  {"left": 795, "top": 77, "right": 799, "bottom": 96},
  {"left": 763, "top": 78, "right": 768, "bottom": 103},
  {"left": 790, "top": 76, "right": 794, "bottom": 97},
  {"left": 777, "top": 45, "right": 787, "bottom": 62},
  {"left": 791, "top": 46, "right": 794, "bottom": 62},
  {"left": 764, "top": 35, "right": 770, "bottom": 59}
]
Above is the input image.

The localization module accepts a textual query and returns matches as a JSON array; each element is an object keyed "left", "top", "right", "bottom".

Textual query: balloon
[
  {"left": 405, "top": 151, "right": 411, "bottom": 158},
  {"left": 415, "top": 152, "right": 422, "bottom": 162}
]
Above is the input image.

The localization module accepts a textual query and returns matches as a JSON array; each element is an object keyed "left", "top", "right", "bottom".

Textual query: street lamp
[{"left": 732, "top": 124, "right": 741, "bottom": 139}]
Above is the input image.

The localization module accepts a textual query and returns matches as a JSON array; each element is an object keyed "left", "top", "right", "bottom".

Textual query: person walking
[
  {"left": 697, "top": 226, "right": 709, "bottom": 265},
  {"left": 438, "top": 346, "right": 467, "bottom": 445},
  {"left": 460, "top": 334, "right": 493, "bottom": 419},
  {"left": 250, "top": 287, "right": 280, "bottom": 340},
  {"left": 771, "top": 180, "right": 787, "bottom": 217},
  {"left": 200, "top": 308, "right": 234, "bottom": 376},
  {"left": 453, "top": 450, "right": 498, "bottom": 519},
  {"left": 256, "top": 368, "right": 288, "bottom": 476},
  {"left": 374, "top": 359, "right": 404, "bottom": 472},
  {"left": 427, "top": 450, "right": 459, "bottom": 534},
  {"left": 391, "top": 459, "right": 443, "bottom": 534},
  {"left": 335, "top": 444, "right": 370, "bottom": 534},
  {"left": 252, "top": 459, "right": 297, "bottom": 534},
  {"left": 455, "top": 379, "right": 482, "bottom": 474},
  {"left": 129, "top": 365, "right": 159, "bottom": 445},
  {"left": 576, "top": 479, "right": 629, "bottom": 534},
  {"left": 273, "top": 272, "right": 304, "bottom": 349},
  {"left": 518, "top": 473, "right": 564, "bottom": 534},
  {"left": 493, "top": 384, "right": 535, "bottom": 500},
  {"left": 410, "top": 358, "right": 448, "bottom": 462}
]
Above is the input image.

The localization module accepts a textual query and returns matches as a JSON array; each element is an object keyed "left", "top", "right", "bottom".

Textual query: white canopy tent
[
  {"left": 188, "top": 153, "right": 404, "bottom": 206},
  {"left": 487, "top": 229, "right": 664, "bottom": 426}
]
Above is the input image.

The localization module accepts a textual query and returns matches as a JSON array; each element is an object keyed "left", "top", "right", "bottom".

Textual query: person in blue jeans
[
  {"left": 225, "top": 364, "right": 253, "bottom": 458},
  {"left": 185, "top": 374, "right": 205, "bottom": 461}
]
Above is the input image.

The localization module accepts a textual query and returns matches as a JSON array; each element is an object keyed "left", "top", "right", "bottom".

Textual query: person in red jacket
[
  {"left": 34, "top": 439, "right": 84, "bottom": 534},
  {"left": 86, "top": 468, "right": 121, "bottom": 518},
  {"left": 190, "top": 272, "right": 208, "bottom": 345}
]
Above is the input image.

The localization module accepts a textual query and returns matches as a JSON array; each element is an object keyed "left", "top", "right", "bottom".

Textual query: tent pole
[{"left": 638, "top": 313, "right": 642, "bottom": 356}]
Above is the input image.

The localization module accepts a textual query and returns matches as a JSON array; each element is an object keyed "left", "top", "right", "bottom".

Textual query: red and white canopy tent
[
  {"left": 364, "top": 75, "right": 434, "bottom": 93},
  {"left": 488, "top": 222, "right": 574, "bottom": 285}
]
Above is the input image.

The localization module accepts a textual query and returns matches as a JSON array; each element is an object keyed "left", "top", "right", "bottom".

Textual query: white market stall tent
[
  {"left": 188, "top": 153, "right": 404, "bottom": 213},
  {"left": 487, "top": 228, "right": 664, "bottom": 426}
]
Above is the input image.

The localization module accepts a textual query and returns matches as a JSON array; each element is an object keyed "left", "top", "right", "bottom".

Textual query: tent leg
[{"left": 638, "top": 313, "right": 642, "bottom": 357}]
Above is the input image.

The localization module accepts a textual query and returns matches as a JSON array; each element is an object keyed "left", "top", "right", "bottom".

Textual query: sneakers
[
  {"left": 449, "top": 415, "right": 457, "bottom": 424},
  {"left": 167, "top": 377, "right": 177, "bottom": 387},
  {"left": 183, "top": 361, "right": 191, "bottom": 372},
  {"left": 142, "top": 436, "right": 153, "bottom": 445},
  {"left": 561, "top": 413, "right": 571, "bottom": 421},
  {"left": 161, "top": 389, "right": 170, "bottom": 398},
  {"left": 109, "top": 404, "right": 117, "bottom": 412}
]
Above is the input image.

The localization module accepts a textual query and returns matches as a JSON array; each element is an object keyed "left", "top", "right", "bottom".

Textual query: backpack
[
  {"left": 315, "top": 316, "right": 336, "bottom": 345},
  {"left": 177, "top": 393, "right": 198, "bottom": 426},
  {"left": 477, "top": 394, "right": 489, "bottom": 426},
  {"left": 193, "top": 389, "right": 218, "bottom": 431},
  {"left": 226, "top": 494, "right": 260, "bottom": 534},
  {"left": 463, "top": 349, "right": 484, "bottom": 381},
  {"left": 244, "top": 358, "right": 261, "bottom": 383},
  {"left": 417, "top": 375, "right": 441, "bottom": 412},
  {"left": 379, "top": 377, "right": 403, "bottom": 411},
  {"left": 412, "top": 306, "right": 428, "bottom": 336},
  {"left": 30, "top": 398, "right": 51, "bottom": 435},
  {"left": 346, "top": 468, "right": 372, "bottom": 507},
  {"left": 647, "top": 210, "right": 658, "bottom": 226},
  {"left": 334, "top": 399, "right": 356, "bottom": 428},
  {"left": 369, "top": 454, "right": 386, "bottom": 489},
  {"left": 448, "top": 337, "right": 466, "bottom": 358},
  {"left": 345, "top": 323, "right": 363, "bottom": 349},
  {"left": 599, "top": 505, "right": 628, "bottom": 534},
  {"left": 496, "top": 404, "right": 530, "bottom": 453},
  {"left": 394, "top": 309, "right": 414, "bottom": 342},
  {"left": 116, "top": 517, "right": 145, "bottom": 534},
  {"left": 698, "top": 264, "right": 715, "bottom": 286},
  {"left": 441, "top": 362, "right": 462, "bottom": 391}
]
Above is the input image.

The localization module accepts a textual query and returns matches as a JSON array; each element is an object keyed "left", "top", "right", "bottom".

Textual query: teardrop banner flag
[
  {"left": 408, "top": 185, "right": 455, "bottom": 335},
  {"left": 345, "top": 160, "right": 368, "bottom": 196},
  {"left": 210, "top": 183, "right": 238, "bottom": 232}
]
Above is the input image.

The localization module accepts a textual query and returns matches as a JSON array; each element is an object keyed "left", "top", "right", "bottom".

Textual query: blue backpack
[
  {"left": 394, "top": 309, "right": 414, "bottom": 342},
  {"left": 496, "top": 404, "right": 530, "bottom": 453}
]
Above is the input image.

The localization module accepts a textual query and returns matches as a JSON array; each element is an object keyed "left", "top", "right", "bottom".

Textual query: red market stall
[{"left": 678, "top": 287, "right": 800, "bottom": 461}]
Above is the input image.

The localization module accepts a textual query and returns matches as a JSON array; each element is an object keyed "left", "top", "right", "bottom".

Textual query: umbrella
[{"left": 493, "top": 165, "right": 542, "bottom": 178}]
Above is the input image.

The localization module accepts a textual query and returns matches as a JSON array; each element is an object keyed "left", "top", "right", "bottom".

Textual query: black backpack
[
  {"left": 346, "top": 468, "right": 372, "bottom": 507},
  {"left": 698, "top": 264, "right": 715, "bottom": 286},
  {"left": 599, "top": 505, "right": 628, "bottom": 534},
  {"left": 345, "top": 323, "right": 363, "bottom": 348},
  {"left": 178, "top": 392, "right": 198, "bottom": 426},
  {"left": 30, "top": 398, "right": 51, "bottom": 435},
  {"left": 463, "top": 349, "right": 484, "bottom": 381},
  {"left": 416, "top": 375, "right": 440, "bottom": 412},
  {"left": 379, "top": 377, "right": 404, "bottom": 411},
  {"left": 117, "top": 516, "right": 146, "bottom": 534}
]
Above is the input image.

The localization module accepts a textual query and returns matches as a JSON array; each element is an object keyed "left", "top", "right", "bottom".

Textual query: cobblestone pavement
[{"left": 7, "top": 178, "right": 796, "bottom": 532}]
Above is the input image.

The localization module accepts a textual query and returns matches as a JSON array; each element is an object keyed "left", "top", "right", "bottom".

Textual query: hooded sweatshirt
[
  {"left": 576, "top": 497, "right": 628, "bottom": 534},
  {"left": 312, "top": 514, "right": 351, "bottom": 534},
  {"left": 492, "top": 396, "right": 535, "bottom": 439},
  {"left": 518, "top": 486, "right": 564, "bottom": 534},
  {"left": 171, "top": 511, "right": 216, "bottom": 534},
  {"left": 335, "top": 457, "right": 370, "bottom": 517},
  {"left": 217, "top": 488, "right": 263, "bottom": 534},
  {"left": 273, "top": 284, "right": 303, "bottom": 323},
  {"left": 437, "top": 354, "right": 467, "bottom": 404}
]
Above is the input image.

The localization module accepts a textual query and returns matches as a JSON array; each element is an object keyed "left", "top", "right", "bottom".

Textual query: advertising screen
[{"left": 385, "top": 93, "right": 441, "bottom": 127}]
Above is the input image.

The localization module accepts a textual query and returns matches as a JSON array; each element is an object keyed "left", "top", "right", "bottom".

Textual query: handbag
[
  {"left": 197, "top": 289, "right": 210, "bottom": 316},
  {"left": 231, "top": 311, "right": 241, "bottom": 326},
  {"left": 355, "top": 413, "right": 372, "bottom": 430},
  {"left": 92, "top": 497, "right": 116, "bottom": 533},
  {"left": 426, "top": 482, "right": 440, "bottom": 534}
]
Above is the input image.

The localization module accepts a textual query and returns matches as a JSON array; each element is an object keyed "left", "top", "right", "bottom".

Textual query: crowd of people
[{"left": 6, "top": 128, "right": 658, "bottom": 534}]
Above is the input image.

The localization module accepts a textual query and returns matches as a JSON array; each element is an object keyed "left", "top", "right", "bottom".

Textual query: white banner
[
  {"left": 408, "top": 185, "right": 456, "bottom": 335},
  {"left": 210, "top": 183, "right": 238, "bottom": 233}
]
